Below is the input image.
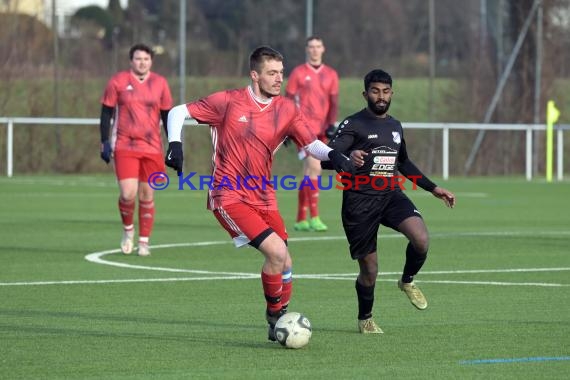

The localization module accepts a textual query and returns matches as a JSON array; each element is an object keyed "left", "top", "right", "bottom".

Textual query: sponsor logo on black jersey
[
  {"left": 371, "top": 146, "right": 397, "bottom": 155},
  {"left": 392, "top": 131, "right": 401, "bottom": 144}
]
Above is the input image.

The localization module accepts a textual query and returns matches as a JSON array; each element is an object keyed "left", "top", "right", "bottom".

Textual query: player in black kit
[{"left": 323, "top": 69, "right": 456, "bottom": 334}]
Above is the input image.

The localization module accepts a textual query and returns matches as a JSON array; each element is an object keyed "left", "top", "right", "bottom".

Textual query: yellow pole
[{"left": 546, "top": 100, "right": 560, "bottom": 182}]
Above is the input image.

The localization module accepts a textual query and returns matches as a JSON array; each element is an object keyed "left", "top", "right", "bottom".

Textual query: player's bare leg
[
  {"left": 397, "top": 216, "right": 429, "bottom": 310},
  {"left": 118, "top": 178, "right": 138, "bottom": 254}
]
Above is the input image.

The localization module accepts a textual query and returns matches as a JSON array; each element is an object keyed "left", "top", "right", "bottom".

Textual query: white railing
[
  {"left": 403, "top": 122, "right": 566, "bottom": 181},
  {"left": 0, "top": 117, "right": 567, "bottom": 180}
]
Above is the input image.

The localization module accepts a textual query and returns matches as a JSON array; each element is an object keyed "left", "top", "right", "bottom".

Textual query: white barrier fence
[{"left": 0, "top": 117, "right": 567, "bottom": 180}]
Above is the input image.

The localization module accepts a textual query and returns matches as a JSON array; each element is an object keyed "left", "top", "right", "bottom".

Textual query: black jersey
[{"left": 328, "top": 108, "right": 436, "bottom": 195}]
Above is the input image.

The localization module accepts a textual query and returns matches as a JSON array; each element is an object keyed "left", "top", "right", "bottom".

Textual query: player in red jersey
[
  {"left": 286, "top": 36, "right": 339, "bottom": 232},
  {"left": 99, "top": 43, "right": 173, "bottom": 257},
  {"left": 165, "top": 46, "right": 353, "bottom": 342}
]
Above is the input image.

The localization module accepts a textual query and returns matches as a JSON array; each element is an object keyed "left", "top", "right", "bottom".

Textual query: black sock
[
  {"left": 402, "top": 242, "right": 427, "bottom": 283},
  {"left": 401, "top": 274, "right": 414, "bottom": 283},
  {"left": 355, "top": 279, "right": 375, "bottom": 320}
]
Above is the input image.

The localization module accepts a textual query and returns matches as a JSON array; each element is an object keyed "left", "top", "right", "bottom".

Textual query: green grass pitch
[{"left": 0, "top": 175, "right": 569, "bottom": 379}]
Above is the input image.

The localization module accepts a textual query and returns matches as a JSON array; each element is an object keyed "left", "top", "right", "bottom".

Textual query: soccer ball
[{"left": 274, "top": 312, "right": 312, "bottom": 349}]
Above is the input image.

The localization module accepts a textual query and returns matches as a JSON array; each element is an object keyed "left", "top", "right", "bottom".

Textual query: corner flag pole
[{"left": 546, "top": 100, "right": 560, "bottom": 182}]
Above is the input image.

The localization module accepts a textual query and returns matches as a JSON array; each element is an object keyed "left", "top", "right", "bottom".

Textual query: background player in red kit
[
  {"left": 286, "top": 36, "right": 339, "bottom": 232},
  {"left": 165, "top": 46, "right": 353, "bottom": 341},
  {"left": 99, "top": 43, "right": 173, "bottom": 257}
]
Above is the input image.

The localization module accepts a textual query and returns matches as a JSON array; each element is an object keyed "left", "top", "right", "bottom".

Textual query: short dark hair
[
  {"left": 364, "top": 69, "right": 393, "bottom": 91},
  {"left": 129, "top": 44, "right": 154, "bottom": 60},
  {"left": 249, "top": 46, "right": 284, "bottom": 72},
  {"left": 305, "top": 36, "right": 324, "bottom": 45}
]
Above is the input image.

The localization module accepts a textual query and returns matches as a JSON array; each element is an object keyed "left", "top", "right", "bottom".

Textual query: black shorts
[{"left": 341, "top": 190, "right": 422, "bottom": 260}]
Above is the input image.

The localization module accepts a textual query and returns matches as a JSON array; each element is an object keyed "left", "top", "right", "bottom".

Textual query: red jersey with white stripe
[
  {"left": 285, "top": 63, "right": 339, "bottom": 133},
  {"left": 101, "top": 71, "right": 173, "bottom": 155},
  {"left": 187, "top": 86, "right": 316, "bottom": 210}
]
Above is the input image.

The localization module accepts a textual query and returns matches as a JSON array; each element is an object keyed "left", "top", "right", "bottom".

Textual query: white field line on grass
[
  {"left": 1, "top": 231, "right": 569, "bottom": 287},
  {"left": 299, "top": 277, "right": 569, "bottom": 287},
  {"left": 3, "top": 277, "right": 568, "bottom": 287},
  {"left": 0, "top": 177, "right": 116, "bottom": 187},
  {"left": 0, "top": 276, "right": 257, "bottom": 286}
]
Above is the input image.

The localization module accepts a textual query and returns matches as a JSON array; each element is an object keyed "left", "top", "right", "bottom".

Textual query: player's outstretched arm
[
  {"left": 167, "top": 104, "right": 189, "bottom": 143},
  {"left": 165, "top": 104, "right": 191, "bottom": 174},
  {"left": 99, "top": 104, "right": 114, "bottom": 164},
  {"left": 304, "top": 140, "right": 355, "bottom": 174},
  {"left": 328, "top": 149, "right": 355, "bottom": 174},
  {"left": 431, "top": 186, "right": 456, "bottom": 208},
  {"left": 165, "top": 142, "right": 183, "bottom": 174},
  {"left": 160, "top": 109, "right": 170, "bottom": 137}
]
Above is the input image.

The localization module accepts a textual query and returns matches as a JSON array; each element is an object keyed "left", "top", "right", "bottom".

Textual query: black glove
[
  {"left": 325, "top": 124, "right": 338, "bottom": 139},
  {"left": 328, "top": 149, "right": 355, "bottom": 174},
  {"left": 282, "top": 136, "right": 291, "bottom": 147},
  {"left": 165, "top": 141, "right": 183, "bottom": 174},
  {"left": 100, "top": 140, "right": 112, "bottom": 164}
]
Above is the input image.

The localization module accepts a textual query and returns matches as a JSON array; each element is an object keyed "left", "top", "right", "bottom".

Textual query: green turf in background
[{"left": 0, "top": 175, "right": 568, "bottom": 379}]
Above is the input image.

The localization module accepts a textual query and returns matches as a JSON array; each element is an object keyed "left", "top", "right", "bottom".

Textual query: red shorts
[
  {"left": 114, "top": 150, "right": 165, "bottom": 182},
  {"left": 213, "top": 202, "right": 288, "bottom": 248}
]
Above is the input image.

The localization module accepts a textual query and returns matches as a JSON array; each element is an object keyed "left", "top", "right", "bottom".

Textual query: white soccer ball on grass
[{"left": 274, "top": 312, "right": 312, "bottom": 349}]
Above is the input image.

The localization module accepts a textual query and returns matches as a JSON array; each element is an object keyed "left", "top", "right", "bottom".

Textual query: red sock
[
  {"left": 138, "top": 200, "right": 155, "bottom": 239},
  {"left": 281, "top": 268, "right": 293, "bottom": 309},
  {"left": 308, "top": 179, "right": 320, "bottom": 217},
  {"left": 296, "top": 188, "right": 308, "bottom": 222},
  {"left": 118, "top": 198, "right": 135, "bottom": 227},
  {"left": 261, "top": 271, "right": 282, "bottom": 313}
]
